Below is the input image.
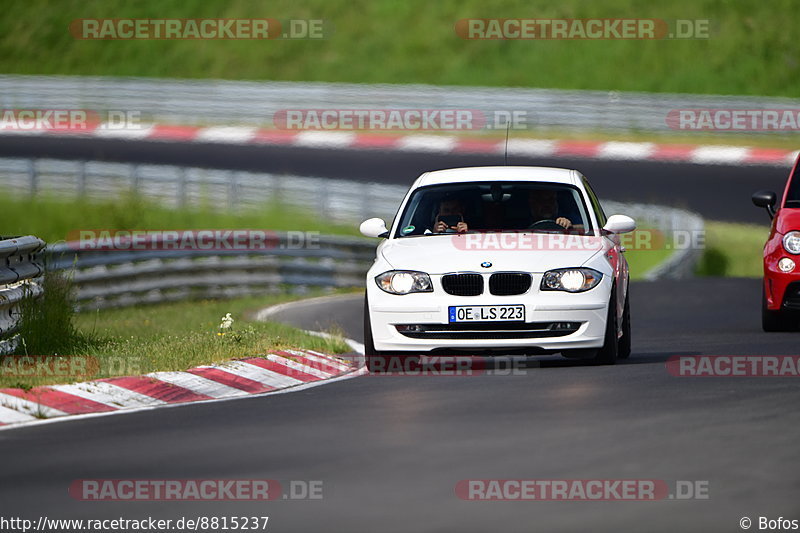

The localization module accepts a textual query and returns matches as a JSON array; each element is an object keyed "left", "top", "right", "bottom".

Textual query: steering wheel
[{"left": 528, "top": 219, "right": 567, "bottom": 232}]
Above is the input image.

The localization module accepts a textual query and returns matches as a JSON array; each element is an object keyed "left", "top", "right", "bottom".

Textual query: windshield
[
  {"left": 786, "top": 169, "right": 800, "bottom": 207},
  {"left": 393, "top": 181, "right": 594, "bottom": 238}
]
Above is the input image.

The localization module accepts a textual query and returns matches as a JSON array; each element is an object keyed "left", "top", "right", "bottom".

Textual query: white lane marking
[
  {"left": 690, "top": 146, "right": 750, "bottom": 164},
  {"left": 396, "top": 135, "right": 456, "bottom": 152},
  {"left": 287, "top": 348, "right": 354, "bottom": 370},
  {"left": 212, "top": 361, "right": 304, "bottom": 388},
  {"left": 0, "top": 392, "right": 68, "bottom": 419},
  {"left": 597, "top": 141, "right": 655, "bottom": 160},
  {"left": 0, "top": 128, "right": 48, "bottom": 136},
  {"left": 0, "top": 404, "right": 37, "bottom": 424},
  {"left": 265, "top": 354, "right": 331, "bottom": 379},
  {"left": 294, "top": 131, "right": 357, "bottom": 148},
  {"left": 195, "top": 126, "right": 258, "bottom": 143},
  {"left": 145, "top": 372, "right": 250, "bottom": 398},
  {"left": 253, "top": 294, "right": 356, "bottom": 321},
  {"left": 504, "top": 139, "right": 558, "bottom": 156},
  {"left": 94, "top": 123, "right": 156, "bottom": 139},
  {"left": 51, "top": 382, "right": 166, "bottom": 409}
]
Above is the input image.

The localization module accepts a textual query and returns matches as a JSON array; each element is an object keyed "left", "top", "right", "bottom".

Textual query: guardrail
[
  {"left": 0, "top": 236, "right": 46, "bottom": 355},
  {"left": 1, "top": 75, "right": 798, "bottom": 134},
  {"left": 0, "top": 157, "right": 400, "bottom": 224},
  {"left": 46, "top": 234, "right": 375, "bottom": 311}
]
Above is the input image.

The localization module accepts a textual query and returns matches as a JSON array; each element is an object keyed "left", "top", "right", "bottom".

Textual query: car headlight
[
  {"left": 540, "top": 268, "right": 603, "bottom": 293},
  {"left": 783, "top": 231, "right": 800, "bottom": 255},
  {"left": 375, "top": 271, "right": 433, "bottom": 295}
]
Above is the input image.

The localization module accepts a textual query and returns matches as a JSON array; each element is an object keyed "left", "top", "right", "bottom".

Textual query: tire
[
  {"left": 762, "top": 286, "right": 796, "bottom": 332},
  {"left": 593, "top": 290, "right": 619, "bottom": 365},
  {"left": 617, "top": 287, "right": 631, "bottom": 360},
  {"left": 363, "top": 294, "right": 387, "bottom": 371},
  {"left": 363, "top": 295, "right": 420, "bottom": 372}
]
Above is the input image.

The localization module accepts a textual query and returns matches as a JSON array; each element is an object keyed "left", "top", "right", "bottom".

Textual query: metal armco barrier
[
  {"left": 0, "top": 75, "right": 797, "bottom": 134},
  {"left": 46, "top": 233, "right": 377, "bottom": 311},
  {"left": 0, "top": 236, "right": 46, "bottom": 354}
]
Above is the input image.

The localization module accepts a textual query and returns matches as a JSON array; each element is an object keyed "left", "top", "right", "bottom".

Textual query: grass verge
[
  {"left": 0, "top": 191, "right": 359, "bottom": 243},
  {"left": 696, "top": 220, "right": 768, "bottom": 278},
  {"left": 1, "top": 0, "right": 797, "bottom": 97},
  {"left": 2, "top": 290, "right": 352, "bottom": 390}
]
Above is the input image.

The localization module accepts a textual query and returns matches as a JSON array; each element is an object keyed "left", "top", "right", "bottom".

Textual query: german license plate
[{"left": 448, "top": 305, "right": 525, "bottom": 323}]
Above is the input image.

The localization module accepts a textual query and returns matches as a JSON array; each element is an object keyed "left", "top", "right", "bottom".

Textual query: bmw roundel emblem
[{"left": 481, "top": 261, "right": 492, "bottom": 268}]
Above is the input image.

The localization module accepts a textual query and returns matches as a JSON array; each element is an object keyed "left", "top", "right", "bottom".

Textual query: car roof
[{"left": 412, "top": 166, "right": 581, "bottom": 188}]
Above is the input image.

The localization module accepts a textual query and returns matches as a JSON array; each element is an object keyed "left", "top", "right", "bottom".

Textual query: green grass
[
  {"left": 0, "top": 191, "right": 360, "bottom": 243},
  {"left": 1, "top": 291, "right": 352, "bottom": 390},
  {"left": 627, "top": 244, "right": 674, "bottom": 278},
  {"left": 0, "top": 0, "right": 797, "bottom": 97},
  {"left": 696, "top": 220, "right": 768, "bottom": 278}
]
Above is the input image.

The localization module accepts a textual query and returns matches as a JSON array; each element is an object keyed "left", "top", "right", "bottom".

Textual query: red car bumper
[{"left": 763, "top": 235, "right": 800, "bottom": 310}]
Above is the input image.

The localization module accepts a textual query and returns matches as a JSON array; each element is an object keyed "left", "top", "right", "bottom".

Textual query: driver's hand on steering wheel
[{"left": 555, "top": 217, "right": 572, "bottom": 230}]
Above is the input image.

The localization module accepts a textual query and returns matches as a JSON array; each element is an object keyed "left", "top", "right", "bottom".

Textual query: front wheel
[
  {"left": 593, "top": 291, "right": 619, "bottom": 365},
  {"left": 762, "top": 286, "right": 796, "bottom": 332},
  {"left": 617, "top": 288, "right": 631, "bottom": 359}
]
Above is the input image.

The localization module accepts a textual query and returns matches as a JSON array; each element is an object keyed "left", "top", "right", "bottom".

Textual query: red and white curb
[
  {"left": 1, "top": 124, "right": 796, "bottom": 167},
  {"left": 0, "top": 350, "right": 364, "bottom": 429}
]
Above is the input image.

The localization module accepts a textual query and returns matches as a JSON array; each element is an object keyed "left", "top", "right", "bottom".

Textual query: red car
[{"left": 752, "top": 154, "right": 800, "bottom": 331}]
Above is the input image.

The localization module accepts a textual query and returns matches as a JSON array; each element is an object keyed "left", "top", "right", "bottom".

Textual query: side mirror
[
  {"left": 603, "top": 214, "right": 636, "bottom": 234},
  {"left": 752, "top": 190, "right": 777, "bottom": 219},
  {"left": 359, "top": 218, "right": 389, "bottom": 238}
]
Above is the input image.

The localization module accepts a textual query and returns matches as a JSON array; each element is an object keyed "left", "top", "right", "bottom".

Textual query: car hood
[
  {"left": 776, "top": 208, "right": 800, "bottom": 235},
  {"left": 379, "top": 233, "right": 607, "bottom": 274}
]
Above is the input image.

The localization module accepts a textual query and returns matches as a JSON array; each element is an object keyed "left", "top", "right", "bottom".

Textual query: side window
[{"left": 582, "top": 177, "right": 607, "bottom": 228}]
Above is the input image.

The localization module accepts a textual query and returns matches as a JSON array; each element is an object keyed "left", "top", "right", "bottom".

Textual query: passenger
[{"left": 433, "top": 197, "right": 469, "bottom": 233}]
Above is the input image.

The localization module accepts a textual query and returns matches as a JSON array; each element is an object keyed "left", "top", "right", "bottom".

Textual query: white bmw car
[{"left": 359, "top": 166, "right": 636, "bottom": 370}]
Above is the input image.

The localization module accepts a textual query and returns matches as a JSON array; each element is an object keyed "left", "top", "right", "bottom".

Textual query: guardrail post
[
  {"left": 228, "top": 171, "right": 240, "bottom": 210},
  {"left": 78, "top": 160, "right": 87, "bottom": 198},
  {"left": 317, "top": 179, "right": 329, "bottom": 220},
  {"left": 27, "top": 159, "right": 37, "bottom": 197},
  {"left": 177, "top": 167, "right": 187, "bottom": 207},
  {"left": 361, "top": 183, "right": 372, "bottom": 221},
  {"left": 130, "top": 164, "right": 140, "bottom": 191}
]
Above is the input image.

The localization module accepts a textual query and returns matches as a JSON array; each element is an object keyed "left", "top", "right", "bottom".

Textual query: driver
[
  {"left": 527, "top": 189, "right": 582, "bottom": 231},
  {"left": 433, "top": 197, "right": 469, "bottom": 233}
]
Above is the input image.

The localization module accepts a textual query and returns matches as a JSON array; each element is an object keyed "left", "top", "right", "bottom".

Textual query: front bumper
[
  {"left": 764, "top": 249, "right": 800, "bottom": 311},
  {"left": 367, "top": 275, "right": 611, "bottom": 354}
]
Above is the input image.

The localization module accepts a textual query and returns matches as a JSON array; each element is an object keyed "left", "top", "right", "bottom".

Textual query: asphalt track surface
[
  {"left": 1, "top": 278, "right": 799, "bottom": 532},
  {"left": 0, "top": 134, "right": 790, "bottom": 224},
  {"left": 0, "top": 137, "right": 798, "bottom": 532}
]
